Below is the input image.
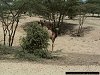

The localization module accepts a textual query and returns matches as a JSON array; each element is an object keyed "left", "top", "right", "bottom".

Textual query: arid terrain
[{"left": 0, "top": 16, "right": 100, "bottom": 75}]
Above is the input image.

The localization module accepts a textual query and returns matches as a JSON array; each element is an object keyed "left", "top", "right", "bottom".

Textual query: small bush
[
  {"left": 0, "top": 44, "right": 14, "bottom": 55},
  {"left": 20, "top": 22, "right": 51, "bottom": 58}
]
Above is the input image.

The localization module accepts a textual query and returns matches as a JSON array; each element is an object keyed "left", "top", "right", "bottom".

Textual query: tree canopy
[{"left": 86, "top": 0, "right": 100, "bottom": 16}]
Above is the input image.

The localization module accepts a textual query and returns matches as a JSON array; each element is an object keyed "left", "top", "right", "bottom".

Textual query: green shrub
[
  {"left": 20, "top": 22, "right": 50, "bottom": 58},
  {"left": 0, "top": 44, "right": 14, "bottom": 55}
]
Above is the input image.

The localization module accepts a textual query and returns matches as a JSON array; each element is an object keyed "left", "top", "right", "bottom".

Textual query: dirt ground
[{"left": 0, "top": 16, "right": 100, "bottom": 75}]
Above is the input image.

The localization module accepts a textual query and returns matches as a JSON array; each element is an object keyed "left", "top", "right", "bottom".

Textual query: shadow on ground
[
  {"left": 0, "top": 47, "right": 100, "bottom": 66},
  {"left": 21, "top": 21, "right": 94, "bottom": 37},
  {"left": 58, "top": 22, "right": 78, "bottom": 36},
  {"left": 32, "top": 49, "right": 100, "bottom": 66},
  {"left": 58, "top": 22, "right": 94, "bottom": 37},
  {"left": 86, "top": 16, "right": 100, "bottom": 18}
]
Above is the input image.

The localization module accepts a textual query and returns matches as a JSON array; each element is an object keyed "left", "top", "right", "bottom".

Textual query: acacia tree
[
  {"left": 76, "top": 0, "right": 100, "bottom": 36},
  {"left": 0, "top": 0, "right": 28, "bottom": 46},
  {"left": 77, "top": 1, "right": 91, "bottom": 36},
  {"left": 30, "top": 0, "right": 79, "bottom": 34},
  {"left": 67, "top": 0, "right": 79, "bottom": 19},
  {"left": 86, "top": 0, "right": 100, "bottom": 16}
]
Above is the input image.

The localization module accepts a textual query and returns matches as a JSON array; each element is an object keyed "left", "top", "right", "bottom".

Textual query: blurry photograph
[{"left": 0, "top": 0, "right": 100, "bottom": 75}]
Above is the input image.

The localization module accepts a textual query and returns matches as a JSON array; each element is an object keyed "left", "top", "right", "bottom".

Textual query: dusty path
[
  {"left": 0, "top": 16, "right": 100, "bottom": 75},
  {"left": 0, "top": 60, "right": 100, "bottom": 75}
]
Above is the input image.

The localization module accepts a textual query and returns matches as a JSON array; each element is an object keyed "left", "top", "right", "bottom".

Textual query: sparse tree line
[{"left": 0, "top": 0, "right": 100, "bottom": 58}]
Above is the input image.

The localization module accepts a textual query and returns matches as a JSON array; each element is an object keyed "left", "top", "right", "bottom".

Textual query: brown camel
[{"left": 38, "top": 20, "right": 58, "bottom": 51}]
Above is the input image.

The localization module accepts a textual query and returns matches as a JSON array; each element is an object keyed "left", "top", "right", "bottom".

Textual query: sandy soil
[
  {"left": 0, "top": 16, "right": 100, "bottom": 75},
  {"left": 0, "top": 61, "right": 100, "bottom": 75}
]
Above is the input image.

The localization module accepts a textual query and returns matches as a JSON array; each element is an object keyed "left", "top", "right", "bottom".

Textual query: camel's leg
[
  {"left": 52, "top": 38, "right": 55, "bottom": 51},
  {"left": 52, "top": 42, "right": 54, "bottom": 51}
]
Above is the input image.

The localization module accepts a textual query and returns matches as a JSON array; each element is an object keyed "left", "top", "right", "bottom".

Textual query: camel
[
  {"left": 38, "top": 20, "right": 52, "bottom": 30},
  {"left": 38, "top": 20, "right": 58, "bottom": 51}
]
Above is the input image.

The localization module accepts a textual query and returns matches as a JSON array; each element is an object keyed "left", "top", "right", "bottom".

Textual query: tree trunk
[
  {"left": 98, "top": 14, "right": 100, "bottom": 17},
  {"left": 61, "top": 14, "right": 64, "bottom": 24},
  {"left": 57, "top": 13, "right": 62, "bottom": 28},
  {"left": 8, "top": 31, "right": 11, "bottom": 46},
  {"left": 10, "top": 19, "right": 19, "bottom": 46},
  {"left": 92, "top": 13, "right": 94, "bottom": 16},
  {"left": 3, "top": 31, "right": 6, "bottom": 45},
  {"left": 57, "top": 13, "right": 62, "bottom": 35}
]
